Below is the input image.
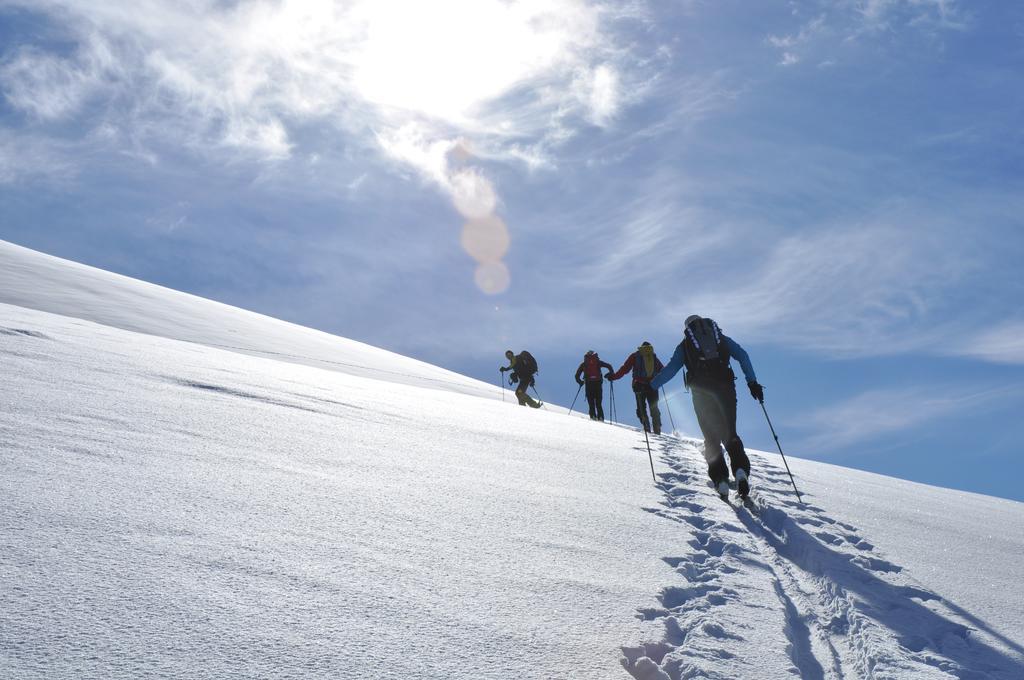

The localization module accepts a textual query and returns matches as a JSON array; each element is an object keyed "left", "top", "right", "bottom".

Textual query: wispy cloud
[
  {"left": 0, "top": 0, "right": 661, "bottom": 294},
  {"left": 0, "top": 129, "right": 76, "bottom": 184},
  {"left": 767, "top": 15, "right": 825, "bottom": 66},
  {"left": 857, "top": 0, "right": 967, "bottom": 31},
  {"left": 0, "top": 1, "right": 646, "bottom": 172},
  {"left": 951, "top": 322, "right": 1024, "bottom": 365},
  {"left": 765, "top": 0, "right": 968, "bottom": 66},
  {"left": 679, "top": 220, "right": 975, "bottom": 358},
  {"left": 795, "top": 383, "right": 1017, "bottom": 453}
]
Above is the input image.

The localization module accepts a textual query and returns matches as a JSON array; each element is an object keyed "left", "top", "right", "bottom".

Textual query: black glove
[
  {"left": 605, "top": 373, "right": 615, "bottom": 381},
  {"left": 576, "top": 379, "right": 585, "bottom": 386},
  {"left": 510, "top": 374, "right": 519, "bottom": 384},
  {"left": 500, "top": 367, "right": 507, "bottom": 372},
  {"left": 748, "top": 381, "right": 764, "bottom": 403},
  {"left": 530, "top": 376, "right": 536, "bottom": 387}
]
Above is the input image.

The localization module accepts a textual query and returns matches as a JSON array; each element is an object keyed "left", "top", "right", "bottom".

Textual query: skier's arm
[
  {"left": 599, "top": 360, "right": 614, "bottom": 375},
  {"left": 650, "top": 344, "right": 684, "bottom": 391},
  {"left": 608, "top": 354, "right": 634, "bottom": 381},
  {"left": 574, "top": 363, "right": 585, "bottom": 384},
  {"left": 724, "top": 336, "right": 757, "bottom": 384}
]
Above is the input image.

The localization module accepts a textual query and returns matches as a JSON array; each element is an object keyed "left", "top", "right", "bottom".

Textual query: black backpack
[
  {"left": 517, "top": 350, "right": 538, "bottom": 376},
  {"left": 682, "top": 318, "right": 734, "bottom": 386}
]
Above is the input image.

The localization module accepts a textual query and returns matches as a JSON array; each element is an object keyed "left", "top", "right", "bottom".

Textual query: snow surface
[
  {"left": 1, "top": 240, "right": 1023, "bottom": 679},
  {"left": 0, "top": 240, "right": 497, "bottom": 400}
]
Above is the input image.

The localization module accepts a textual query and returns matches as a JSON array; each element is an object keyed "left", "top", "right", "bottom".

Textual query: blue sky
[{"left": 1, "top": 0, "right": 1022, "bottom": 500}]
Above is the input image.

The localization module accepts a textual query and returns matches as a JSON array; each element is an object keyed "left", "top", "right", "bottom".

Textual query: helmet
[
  {"left": 684, "top": 315, "right": 701, "bottom": 329},
  {"left": 585, "top": 349, "right": 594, "bottom": 356}
]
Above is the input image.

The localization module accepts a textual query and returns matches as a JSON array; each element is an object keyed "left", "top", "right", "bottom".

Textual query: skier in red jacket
[
  {"left": 608, "top": 341, "right": 664, "bottom": 434},
  {"left": 574, "top": 350, "right": 614, "bottom": 421}
]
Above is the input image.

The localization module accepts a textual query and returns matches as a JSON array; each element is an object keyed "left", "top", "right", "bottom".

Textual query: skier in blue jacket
[{"left": 651, "top": 315, "right": 764, "bottom": 499}]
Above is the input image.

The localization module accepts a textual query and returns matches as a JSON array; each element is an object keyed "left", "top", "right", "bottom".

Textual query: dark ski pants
[
  {"left": 515, "top": 375, "right": 541, "bottom": 408},
  {"left": 691, "top": 383, "right": 749, "bottom": 484},
  {"left": 633, "top": 383, "right": 661, "bottom": 434},
  {"left": 585, "top": 380, "right": 605, "bottom": 420}
]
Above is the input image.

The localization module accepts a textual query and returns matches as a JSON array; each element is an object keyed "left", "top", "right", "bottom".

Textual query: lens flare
[
  {"left": 474, "top": 261, "right": 511, "bottom": 295},
  {"left": 460, "top": 215, "right": 510, "bottom": 263}
]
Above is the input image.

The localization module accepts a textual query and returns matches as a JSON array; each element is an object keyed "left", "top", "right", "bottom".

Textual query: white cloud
[
  {"left": 858, "top": 0, "right": 965, "bottom": 30},
  {"left": 766, "top": 1, "right": 967, "bottom": 66},
  {"left": 795, "top": 384, "right": 1015, "bottom": 453},
  {"left": 222, "top": 116, "right": 292, "bottom": 159},
  {"left": 579, "top": 63, "right": 621, "bottom": 126},
  {"left": 0, "top": 130, "right": 76, "bottom": 184},
  {"left": 0, "top": 0, "right": 653, "bottom": 250},
  {"left": 450, "top": 168, "right": 498, "bottom": 220},
  {"left": 951, "top": 322, "right": 1024, "bottom": 365},
  {"left": 681, "top": 222, "right": 974, "bottom": 358},
  {"left": 0, "top": 1, "right": 638, "bottom": 167},
  {"left": 566, "top": 199, "right": 730, "bottom": 291},
  {"left": 0, "top": 34, "right": 117, "bottom": 120},
  {"left": 766, "top": 15, "right": 824, "bottom": 66}
]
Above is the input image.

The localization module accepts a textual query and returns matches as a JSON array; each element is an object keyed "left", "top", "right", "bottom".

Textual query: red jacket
[
  {"left": 610, "top": 350, "right": 664, "bottom": 385},
  {"left": 575, "top": 354, "right": 613, "bottom": 383}
]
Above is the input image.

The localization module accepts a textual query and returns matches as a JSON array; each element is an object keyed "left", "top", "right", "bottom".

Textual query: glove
[
  {"left": 530, "top": 376, "right": 536, "bottom": 387},
  {"left": 576, "top": 379, "right": 585, "bottom": 386},
  {"left": 510, "top": 374, "right": 519, "bottom": 384},
  {"left": 605, "top": 373, "right": 615, "bottom": 381},
  {"left": 500, "top": 367, "right": 507, "bottom": 372},
  {"left": 748, "top": 381, "right": 764, "bottom": 403}
]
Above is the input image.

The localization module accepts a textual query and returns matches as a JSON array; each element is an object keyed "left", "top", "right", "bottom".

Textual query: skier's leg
[
  {"left": 634, "top": 388, "right": 651, "bottom": 431},
  {"left": 515, "top": 382, "right": 529, "bottom": 406},
  {"left": 726, "top": 437, "right": 750, "bottom": 475},
  {"left": 595, "top": 382, "right": 605, "bottom": 421},
  {"left": 692, "top": 388, "right": 729, "bottom": 484},
  {"left": 722, "top": 386, "right": 750, "bottom": 476},
  {"left": 647, "top": 387, "right": 662, "bottom": 434},
  {"left": 585, "top": 381, "right": 599, "bottom": 419}
]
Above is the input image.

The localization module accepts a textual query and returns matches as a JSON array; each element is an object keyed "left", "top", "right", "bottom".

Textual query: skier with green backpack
[
  {"left": 651, "top": 316, "right": 765, "bottom": 499},
  {"left": 500, "top": 350, "right": 542, "bottom": 408}
]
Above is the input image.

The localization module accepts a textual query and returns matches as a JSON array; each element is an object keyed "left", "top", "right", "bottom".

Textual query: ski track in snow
[{"left": 622, "top": 435, "right": 1024, "bottom": 680}]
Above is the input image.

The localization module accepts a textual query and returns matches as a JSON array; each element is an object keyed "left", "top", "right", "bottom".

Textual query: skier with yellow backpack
[{"left": 607, "top": 342, "right": 664, "bottom": 434}]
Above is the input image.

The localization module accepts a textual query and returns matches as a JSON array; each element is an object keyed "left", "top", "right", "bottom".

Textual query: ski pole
[
  {"left": 499, "top": 371, "right": 505, "bottom": 402},
  {"left": 642, "top": 426, "right": 657, "bottom": 484},
  {"left": 759, "top": 401, "right": 802, "bottom": 504},
  {"left": 531, "top": 383, "right": 545, "bottom": 409},
  {"left": 568, "top": 382, "right": 583, "bottom": 415},
  {"left": 609, "top": 380, "right": 616, "bottom": 424},
  {"left": 661, "top": 387, "right": 676, "bottom": 433}
]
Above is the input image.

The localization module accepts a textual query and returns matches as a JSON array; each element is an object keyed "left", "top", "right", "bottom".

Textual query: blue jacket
[{"left": 650, "top": 336, "right": 756, "bottom": 391}]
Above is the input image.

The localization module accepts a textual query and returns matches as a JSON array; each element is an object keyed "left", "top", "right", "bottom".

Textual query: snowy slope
[
  {"left": 0, "top": 240, "right": 497, "bottom": 399},
  {"left": 2, "top": 242, "right": 1023, "bottom": 679}
]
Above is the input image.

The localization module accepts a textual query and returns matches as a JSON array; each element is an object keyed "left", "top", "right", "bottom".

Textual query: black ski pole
[
  {"left": 531, "top": 383, "right": 545, "bottom": 409},
  {"left": 568, "top": 382, "right": 583, "bottom": 415},
  {"left": 499, "top": 371, "right": 505, "bottom": 402},
  {"left": 642, "top": 426, "right": 657, "bottom": 484},
  {"left": 609, "top": 380, "right": 616, "bottom": 424},
  {"left": 661, "top": 387, "right": 676, "bottom": 433},
  {"left": 759, "top": 401, "right": 802, "bottom": 504}
]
